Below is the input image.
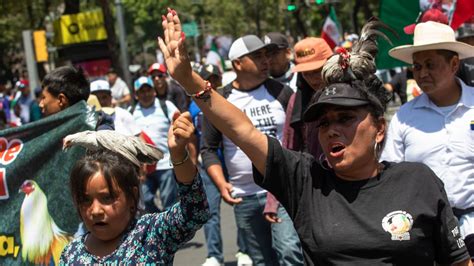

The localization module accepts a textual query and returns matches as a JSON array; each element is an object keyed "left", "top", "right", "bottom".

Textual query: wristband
[
  {"left": 170, "top": 150, "right": 189, "bottom": 166},
  {"left": 185, "top": 80, "right": 212, "bottom": 100}
]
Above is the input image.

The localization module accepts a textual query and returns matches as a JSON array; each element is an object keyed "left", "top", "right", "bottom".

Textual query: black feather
[{"left": 352, "top": 17, "right": 398, "bottom": 59}]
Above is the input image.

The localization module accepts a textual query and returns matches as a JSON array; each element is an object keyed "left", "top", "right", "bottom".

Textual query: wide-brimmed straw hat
[{"left": 389, "top": 21, "right": 473, "bottom": 64}]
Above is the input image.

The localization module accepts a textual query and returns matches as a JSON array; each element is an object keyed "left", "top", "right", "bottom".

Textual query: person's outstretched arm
[{"left": 158, "top": 9, "right": 268, "bottom": 175}]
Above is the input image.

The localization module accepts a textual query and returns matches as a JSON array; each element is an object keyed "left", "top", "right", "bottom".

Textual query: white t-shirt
[
  {"left": 113, "top": 107, "right": 140, "bottom": 136},
  {"left": 110, "top": 77, "right": 130, "bottom": 102},
  {"left": 223, "top": 84, "right": 286, "bottom": 197},
  {"left": 132, "top": 99, "right": 177, "bottom": 170}
]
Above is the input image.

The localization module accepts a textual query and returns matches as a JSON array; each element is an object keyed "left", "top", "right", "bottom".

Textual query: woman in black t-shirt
[{"left": 159, "top": 9, "right": 471, "bottom": 265}]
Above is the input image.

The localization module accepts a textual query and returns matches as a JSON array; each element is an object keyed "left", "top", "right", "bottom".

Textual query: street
[{"left": 174, "top": 200, "right": 239, "bottom": 266}]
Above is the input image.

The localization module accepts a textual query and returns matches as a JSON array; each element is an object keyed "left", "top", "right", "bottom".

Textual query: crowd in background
[{"left": 1, "top": 5, "right": 474, "bottom": 265}]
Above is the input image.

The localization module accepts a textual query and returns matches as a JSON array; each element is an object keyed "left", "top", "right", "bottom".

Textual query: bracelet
[
  {"left": 185, "top": 80, "right": 212, "bottom": 100},
  {"left": 170, "top": 150, "right": 189, "bottom": 166}
]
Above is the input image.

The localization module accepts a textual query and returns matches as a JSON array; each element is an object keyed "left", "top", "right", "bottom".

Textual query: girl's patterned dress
[{"left": 60, "top": 174, "right": 209, "bottom": 265}]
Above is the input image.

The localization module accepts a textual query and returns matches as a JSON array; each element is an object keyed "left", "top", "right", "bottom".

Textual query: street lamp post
[{"left": 115, "top": 0, "right": 132, "bottom": 88}]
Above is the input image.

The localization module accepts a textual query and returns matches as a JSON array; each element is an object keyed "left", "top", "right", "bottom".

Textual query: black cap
[
  {"left": 107, "top": 68, "right": 117, "bottom": 74},
  {"left": 263, "top": 32, "right": 289, "bottom": 49},
  {"left": 304, "top": 83, "right": 370, "bottom": 122},
  {"left": 198, "top": 64, "right": 221, "bottom": 80}
]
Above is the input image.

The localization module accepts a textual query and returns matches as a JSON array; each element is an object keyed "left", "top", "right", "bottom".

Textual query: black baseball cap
[
  {"left": 107, "top": 68, "right": 117, "bottom": 74},
  {"left": 304, "top": 83, "right": 371, "bottom": 122},
  {"left": 263, "top": 32, "right": 289, "bottom": 49},
  {"left": 198, "top": 64, "right": 221, "bottom": 80}
]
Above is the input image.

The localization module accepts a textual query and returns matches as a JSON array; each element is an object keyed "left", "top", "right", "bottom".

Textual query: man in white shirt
[
  {"left": 90, "top": 80, "right": 140, "bottom": 137},
  {"left": 107, "top": 68, "right": 132, "bottom": 108},
  {"left": 201, "top": 35, "right": 302, "bottom": 265},
  {"left": 131, "top": 76, "right": 178, "bottom": 213},
  {"left": 148, "top": 63, "right": 189, "bottom": 112},
  {"left": 382, "top": 21, "right": 474, "bottom": 258}
]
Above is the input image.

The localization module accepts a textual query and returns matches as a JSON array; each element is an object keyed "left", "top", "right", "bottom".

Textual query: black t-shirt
[
  {"left": 253, "top": 136, "right": 469, "bottom": 265},
  {"left": 388, "top": 70, "right": 413, "bottom": 104}
]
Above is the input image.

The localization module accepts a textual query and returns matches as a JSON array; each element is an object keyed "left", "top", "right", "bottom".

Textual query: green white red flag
[{"left": 321, "top": 6, "right": 342, "bottom": 49}]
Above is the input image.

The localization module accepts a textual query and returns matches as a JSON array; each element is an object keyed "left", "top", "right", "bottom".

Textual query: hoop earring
[
  {"left": 319, "top": 153, "right": 330, "bottom": 171},
  {"left": 374, "top": 141, "right": 381, "bottom": 162}
]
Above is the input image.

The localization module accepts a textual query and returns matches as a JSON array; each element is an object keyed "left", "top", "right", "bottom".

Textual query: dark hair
[
  {"left": 107, "top": 68, "right": 118, "bottom": 75},
  {"left": 70, "top": 150, "right": 140, "bottom": 218},
  {"left": 42, "top": 66, "right": 90, "bottom": 105},
  {"left": 358, "top": 76, "right": 391, "bottom": 118},
  {"left": 435, "top": 49, "right": 458, "bottom": 62}
]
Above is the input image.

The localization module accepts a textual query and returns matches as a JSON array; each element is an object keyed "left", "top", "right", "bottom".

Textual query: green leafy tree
[{"left": 0, "top": 0, "right": 381, "bottom": 80}]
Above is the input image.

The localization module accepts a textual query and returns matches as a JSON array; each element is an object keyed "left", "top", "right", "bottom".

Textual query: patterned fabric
[{"left": 59, "top": 174, "right": 209, "bottom": 265}]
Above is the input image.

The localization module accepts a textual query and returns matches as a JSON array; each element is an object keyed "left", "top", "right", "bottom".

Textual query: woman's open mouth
[{"left": 329, "top": 143, "right": 345, "bottom": 158}]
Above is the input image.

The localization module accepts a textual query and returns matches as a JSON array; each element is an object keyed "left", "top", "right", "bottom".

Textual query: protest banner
[{"left": 0, "top": 101, "right": 96, "bottom": 265}]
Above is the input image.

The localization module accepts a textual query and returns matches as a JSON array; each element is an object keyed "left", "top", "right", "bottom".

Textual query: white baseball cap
[
  {"left": 90, "top": 80, "right": 111, "bottom": 93},
  {"left": 228, "top": 35, "right": 277, "bottom": 61}
]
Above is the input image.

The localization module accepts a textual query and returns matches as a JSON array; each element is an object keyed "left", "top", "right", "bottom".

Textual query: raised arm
[
  {"left": 158, "top": 9, "right": 268, "bottom": 175},
  {"left": 168, "top": 111, "right": 197, "bottom": 183}
]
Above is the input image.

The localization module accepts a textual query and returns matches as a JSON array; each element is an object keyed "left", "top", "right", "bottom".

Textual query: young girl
[{"left": 60, "top": 111, "right": 209, "bottom": 264}]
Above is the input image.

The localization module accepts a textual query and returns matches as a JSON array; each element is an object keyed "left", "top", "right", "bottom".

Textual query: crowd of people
[{"left": 1, "top": 5, "right": 474, "bottom": 266}]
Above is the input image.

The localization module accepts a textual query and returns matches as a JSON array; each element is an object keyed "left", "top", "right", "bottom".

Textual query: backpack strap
[
  {"left": 129, "top": 104, "right": 137, "bottom": 114},
  {"left": 158, "top": 97, "right": 171, "bottom": 123},
  {"left": 264, "top": 78, "right": 293, "bottom": 111}
]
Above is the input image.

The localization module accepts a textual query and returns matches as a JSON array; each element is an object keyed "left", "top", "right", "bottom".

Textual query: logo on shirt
[{"left": 382, "top": 210, "right": 413, "bottom": 241}]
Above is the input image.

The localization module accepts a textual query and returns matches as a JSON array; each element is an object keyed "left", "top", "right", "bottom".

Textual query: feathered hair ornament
[
  {"left": 63, "top": 130, "right": 163, "bottom": 167},
  {"left": 322, "top": 17, "right": 397, "bottom": 112},
  {"left": 323, "top": 17, "right": 397, "bottom": 84}
]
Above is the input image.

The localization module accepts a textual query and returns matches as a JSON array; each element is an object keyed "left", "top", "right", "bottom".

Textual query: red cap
[
  {"left": 148, "top": 63, "right": 167, "bottom": 75},
  {"left": 16, "top": 79, "right": 29, "bottom": 89},
  {"left": 404, "top": 8, "right": 449, "bottom": 34}
]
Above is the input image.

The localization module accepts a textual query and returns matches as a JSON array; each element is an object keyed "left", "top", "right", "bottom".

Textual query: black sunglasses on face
[{"left": 152, "top": 73, "right": 166, "bottom": 79}]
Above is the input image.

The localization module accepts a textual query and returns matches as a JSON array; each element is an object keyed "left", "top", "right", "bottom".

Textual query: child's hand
[{"left": 168, "top": 111, "right": 194, "bottom": 154}]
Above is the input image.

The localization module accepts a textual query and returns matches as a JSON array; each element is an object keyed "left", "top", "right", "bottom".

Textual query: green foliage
[{"left": 0, "top": 0, "right": 381, "bottom": 77}]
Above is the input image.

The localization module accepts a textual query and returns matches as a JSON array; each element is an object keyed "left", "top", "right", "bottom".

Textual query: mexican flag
[
  {"left": 451, "top": 0, "right": 474, "bottom": 30},
  {"left": 210, "top": 41, "right": 225, "bottom": 73},
  {"left": 376, "top": 0, "right": 421, "bottom": 69},
  {"left": 321, "top": 6, "right": 342, "bottom": 49}
]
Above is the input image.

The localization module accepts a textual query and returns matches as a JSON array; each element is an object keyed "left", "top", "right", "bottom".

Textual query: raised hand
[
  {"left": 168, "top": 111, "right": 194, "bottom": 154},
  {"left": 158, "top": 8, "right": 193, "bottom": 87}
]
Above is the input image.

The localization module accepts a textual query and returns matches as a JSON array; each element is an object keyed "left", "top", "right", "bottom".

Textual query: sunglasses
[{"left": 151, "top": 73, "right": 167, "bottom": 79}]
